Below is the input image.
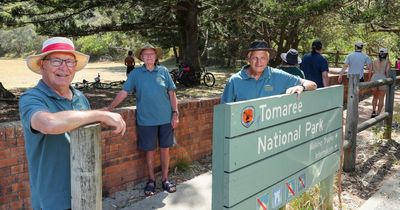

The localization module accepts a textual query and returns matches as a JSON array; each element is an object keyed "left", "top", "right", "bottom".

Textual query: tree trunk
[
  {"left": 0, "top": 82, "right": 16, "bottom": 99},
  {"left": 177, "top": 0, "right": 202, "bottom": 84}
]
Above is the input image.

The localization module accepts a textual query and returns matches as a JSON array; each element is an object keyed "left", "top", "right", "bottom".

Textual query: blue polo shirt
[
  {"left": 300, "top": 52, "right": 329, "bottom": 88},
  {"left": 19, "top": 80, "right": 90, "bottom": 210},
  {"left": 221, "top": 65, "right": 301, "bottom": 103},
  {"left": 344, "top": 51, "right": 372, "bottom": 77},
  {"left": 123, "top": 65, "right": 176, "bottom": 126}
]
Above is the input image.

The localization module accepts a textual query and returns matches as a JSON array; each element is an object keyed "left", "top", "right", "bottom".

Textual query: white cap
[
  {"left": 379, "top": 48, "right": 388, "bottom": 54},
  {"left": 355, "top": 41, "right": 365, "bottom": 48}
]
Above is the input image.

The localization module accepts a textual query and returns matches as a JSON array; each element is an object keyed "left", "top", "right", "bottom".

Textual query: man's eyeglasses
[{"left": 42, "top": 58, "right": 77, "bottom": 68}]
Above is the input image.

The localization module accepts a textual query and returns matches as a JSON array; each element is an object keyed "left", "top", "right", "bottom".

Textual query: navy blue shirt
[
  {"left": 19, "top": 80, "right": 90, "bottom": 210},
  {"left": 221, "top": 65, "right": 301, "bottom": 103},
  {"left": 300, "top": 52, "right": 329, "bottom": 88},
  {"left": 123, "top": 65, "right": 176, "bottom": 126}
]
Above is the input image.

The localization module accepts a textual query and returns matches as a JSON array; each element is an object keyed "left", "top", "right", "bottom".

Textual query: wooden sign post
[
  {"left": 70, "top": 124, "right": 102, "bottom": 210},
  {"left": 212, "top": 86, "right": 343, "bottom": 210}
]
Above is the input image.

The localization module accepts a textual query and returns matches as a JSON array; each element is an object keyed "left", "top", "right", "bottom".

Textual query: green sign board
[{"left": 212, "top": 85, "right": 343, "bottom": 210}]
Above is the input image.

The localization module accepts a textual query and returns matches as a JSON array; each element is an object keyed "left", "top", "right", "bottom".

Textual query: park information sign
[{"left": 212, "top": 85, "right": 343, "bottom": 210}]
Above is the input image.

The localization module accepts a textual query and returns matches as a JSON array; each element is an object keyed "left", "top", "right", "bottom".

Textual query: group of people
[
  {"left": 20, "top": 37, "right": 393, "bottom": 209},
  {"left": 276, "top": 40, "right": 392, "bottom": 118}
]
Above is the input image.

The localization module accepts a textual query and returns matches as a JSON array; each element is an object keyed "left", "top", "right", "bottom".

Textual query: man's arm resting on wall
[
  {"left": 286, "top": 79, "right": 317, "bottom": 94},
  {"left": 108, "top": 90, "right": 129, "bottom": 111},
  {"left": 168, "top": 90, "right": 179, "bottom": 129},
  {"left": 31, "top": 110, "right": 126, "bottom": 135},
  {"left": 338, "top": 64, "right": 349, "bottom": 83}
]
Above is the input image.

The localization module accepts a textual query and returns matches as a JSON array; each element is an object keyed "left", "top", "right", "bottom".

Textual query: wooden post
[
  {"left": 70, "top": 124, "right": 102, "bottom": 210},
  {"left": 320, "top": 174, "right": 334, "bottom": 210},
  {"left": 343, "top": 74, "right": 359, "bottom": 172},
  {"left": 383, "top": 70, "right": 397, "bottom": 139},
  {"left": 335, "top": 50, "right": 340, "bottom": 67}
]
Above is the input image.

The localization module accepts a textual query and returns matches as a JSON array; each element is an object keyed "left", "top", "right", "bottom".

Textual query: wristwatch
[{"left": 301, "top": 83, "right": 306, "bottom": 91}]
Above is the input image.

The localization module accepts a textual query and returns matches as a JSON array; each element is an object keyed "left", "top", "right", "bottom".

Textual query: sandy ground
[{"left": 0, "top": 58, "right": 128, "bottom": 90}]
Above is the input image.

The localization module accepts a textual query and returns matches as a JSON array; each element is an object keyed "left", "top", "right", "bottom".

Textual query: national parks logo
[{"left": 241, "top": 106, "right": 255, "bottom": 128}]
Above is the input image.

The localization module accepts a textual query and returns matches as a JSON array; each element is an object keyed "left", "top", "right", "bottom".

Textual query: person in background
[
  {"left": 278, "top": 48, "right": 305, "bottom": 78},
  {"left": 20, "top": 37, "right": 126, "bottom": 210},
  {"left": 338, "top": 41, "right": 372, "bottom": 83},
  {"left": 369, "top": 48, "right": 391, "bottom": 118},
  {"left": 108, "top": 43, "right": 178, "bottom": 196},
  {"left": 125, "top": 50, "right": 135, "bottom": 76},
  {"left": 395, "top": 57, "right": 400, "bottom": 70},
  {"left": 221, "top": 40, "right": 317, "bottom": 104},
  {"left": 300, "top": 39, "right": 329, "bottom": 88}
]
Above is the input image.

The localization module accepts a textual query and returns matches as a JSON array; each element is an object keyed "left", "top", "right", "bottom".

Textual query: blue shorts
[{"left": 137, "top": 123, "right": 174, "bottom": 151}]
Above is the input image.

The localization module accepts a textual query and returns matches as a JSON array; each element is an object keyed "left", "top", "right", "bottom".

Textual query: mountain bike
[
  {"left": 170, "top": 64, "right": 215, "bottom": 87},
  {"left": 73, "top": 73, "right": 111, "bottom": 90}
]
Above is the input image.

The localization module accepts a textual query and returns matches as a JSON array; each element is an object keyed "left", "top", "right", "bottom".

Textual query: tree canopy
[{"left": 1, "top": 0, "right": 400, "bottom": 68}]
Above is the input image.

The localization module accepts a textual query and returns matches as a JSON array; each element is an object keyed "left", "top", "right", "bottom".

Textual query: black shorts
[{"left": 127, "top": 66, "right": 135, "bottom": 75}]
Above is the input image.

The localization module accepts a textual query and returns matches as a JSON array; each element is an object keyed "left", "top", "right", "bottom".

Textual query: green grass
[
  {"left": 174, "top": 158, "right": 191, "bottom": 172},
  {"left": 286, "top": 186, "right": 321, "bottom": 210}
]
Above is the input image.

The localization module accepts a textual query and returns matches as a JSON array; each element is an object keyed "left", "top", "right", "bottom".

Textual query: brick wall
[
  {"left": 0, "top": 97, "right": 219, "bottom": 210},
  {"left": 0, "top": 74, "right": 372, "bottom": 209}
]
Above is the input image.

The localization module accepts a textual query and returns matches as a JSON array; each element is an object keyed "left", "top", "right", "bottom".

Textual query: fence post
[
  {"left": 70, "top": 124, "right": 102, "bottom": 210},
  {"left": 335, "top": 51, "right": 340, "bottom": 67},
  {"left": 383, "top": 69, "right": 397, "bottom": 139},
  {"left": 343, "top": 74, "right": 359, "bottom": 172}
]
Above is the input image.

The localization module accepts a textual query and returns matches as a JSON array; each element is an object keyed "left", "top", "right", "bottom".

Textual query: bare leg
[
  {"left": 146, "top": 150, "right": 156, "bottom": 181},
  {"left": 160, "top": 148, "right": 170, "bottom": 181},
  {"left": 372, "top": 88, "right": 378, "bottom": 113},
  {"left": 377, "top": 91, "right": 385, "bottom": 114}
]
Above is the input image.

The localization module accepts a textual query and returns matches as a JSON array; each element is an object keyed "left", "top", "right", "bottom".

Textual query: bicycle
[
  {"left": 170, "top": 63, "right": 215, "bottom": 87},
  {"left": 73, "top": 73, "right": 111, "bottom": 90}
]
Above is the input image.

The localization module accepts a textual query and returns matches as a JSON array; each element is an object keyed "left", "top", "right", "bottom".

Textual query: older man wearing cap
[
  {"left": 300, "top": 39, "right": 330, "bottom": 88},
  {"left": 338, "top": 41, "right": 372, "bottom": 83},
  {"left": 221, "top": 40, "right": 317, "bottom": 103},
  {"left": 278, "top": 48, "right": 305, "bottom": 78},
  {"left": 108, "top": 43, "right": 178, "bottom": 196},
  {"left": 19, "top": 37, "right": 126, "bottom": 210}
]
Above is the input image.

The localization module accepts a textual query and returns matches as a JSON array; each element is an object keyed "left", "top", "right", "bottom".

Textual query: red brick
[
  {"left": 0, "top": 158, "right": 17, "bottom": 169},
  {"left": 5, "top": 126, "right": 16, "bottom": 139},
  {"left": 109, "top": 144, "right": 119, "bottom": 152},
  {"left": 0, "top": 185, "right": 12, "bottom": 195},
  {"left": 0, "top": 167, "right": 11, "bottom": 176},
  {"left": 9, "top": 200, "right": 23, "bottom": 209},
  {"left": 0, "top": 129, "right": 6, "bottom": 141},
  {"left": 0, "top": 149, "right": 11, "bottom": 159},
  {"left": 11, "top": 164, "right": 24, "bottom": 174},
  {"left": 12, "top": 182, "right": 26, "bottom": 192},
  {"left": 17, "top": 137, "right": 25, "bottom": 147},
  {"left": 17, "top": 172, "right": 29, "bottom": 182}
]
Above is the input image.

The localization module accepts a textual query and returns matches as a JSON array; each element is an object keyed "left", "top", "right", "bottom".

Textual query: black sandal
[
  {"left": 162, "top": 180, "right": 176, "bottom": 193},
  {"left": 144, "top": 180, "right": 156, "bottom": 196}
]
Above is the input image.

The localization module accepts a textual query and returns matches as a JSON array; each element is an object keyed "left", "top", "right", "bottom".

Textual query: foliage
[
  {"left": 1, "top": 0, "right": 400, "bottom": 67},
  {"left": 75, "top": 32, "right": 146, "bottom": 61},
  {"left": 0, "top": 26, "right": 45, "bottom": 57},
  {"left": 287, "top": 185, "right": 320, "bottom": 210},
  {"left": 174, "top": 157, "right": 191, "bottom": 172}
]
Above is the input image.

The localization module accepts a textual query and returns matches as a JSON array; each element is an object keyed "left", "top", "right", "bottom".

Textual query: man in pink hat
[{"left": 20, "top": 37, "right": 126, "bottom": 210}]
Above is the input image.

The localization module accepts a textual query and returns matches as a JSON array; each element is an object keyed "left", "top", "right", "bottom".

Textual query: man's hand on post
[{"left": 101, "top": 112, "right": 126, "bottom": 135}]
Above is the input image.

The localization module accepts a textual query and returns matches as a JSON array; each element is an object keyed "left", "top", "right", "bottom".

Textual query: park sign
[{"left": 212, "top": 85, "right": 343, "bottom": 210}]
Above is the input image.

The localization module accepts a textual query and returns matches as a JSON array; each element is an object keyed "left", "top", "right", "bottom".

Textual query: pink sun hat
[{"left": 26, "top": 37, "right": 90, "bottom": 74}]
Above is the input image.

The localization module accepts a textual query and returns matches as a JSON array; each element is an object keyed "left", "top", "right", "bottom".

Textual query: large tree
[{"left": 0, "top": 0, "right": 209, "bottom": 75}]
